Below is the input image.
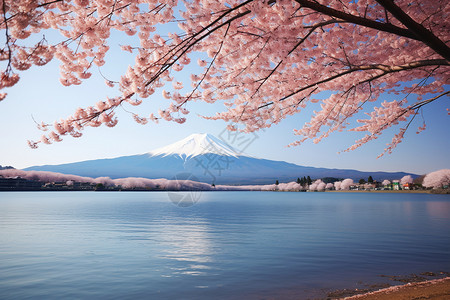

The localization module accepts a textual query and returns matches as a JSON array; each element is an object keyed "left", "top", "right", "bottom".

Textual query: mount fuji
[{"left": 25, "top": 133, "right": 414, "bottom": 184}]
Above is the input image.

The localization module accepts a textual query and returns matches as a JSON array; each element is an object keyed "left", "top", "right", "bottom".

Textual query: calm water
[{"left": 0, "top": 191, "right": 449, "bottom": 299}]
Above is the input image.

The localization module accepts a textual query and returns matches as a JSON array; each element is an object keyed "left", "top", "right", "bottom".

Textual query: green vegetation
[
  {"left": 95, "top": 183, "right": 105, "bottom": 191},
  {"left": 321, "top": 177, "right": 343, "bottom": 184}
]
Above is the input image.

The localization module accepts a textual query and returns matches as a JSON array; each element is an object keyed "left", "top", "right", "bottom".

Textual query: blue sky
[{"left": 0, "top": 29, "right": 449, "bottom": 176}]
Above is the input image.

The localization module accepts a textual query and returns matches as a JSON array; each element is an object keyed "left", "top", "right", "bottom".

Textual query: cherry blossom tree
[
  {"left": 382, "top": 179, "right": 391, "bottom": 186},
  {"left": 334, "top": 181, "right": 341, "bottom": 190},
  {"left": 0, "top": 0, "right": 448, "bottom": 153},
  {"left": 400, "top": 175, "right": 413, "bottom": 184},
  {"left": 422, "top": 169, "right": 450, "bottom": 189},
  {"left": 309, "top": 179, "right": 325, "bottom": 191},
  {"left": 333, "top": 178, "right": 354, "bottom": 190}
]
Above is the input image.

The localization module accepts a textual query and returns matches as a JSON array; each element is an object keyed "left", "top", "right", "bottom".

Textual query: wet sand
[{"left": 341, "top": 277, "right": 450, "bottom": 300}]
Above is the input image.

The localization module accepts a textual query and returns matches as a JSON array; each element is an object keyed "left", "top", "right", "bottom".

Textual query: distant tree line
[
  {"left": 296, "top": 176, "right": 312, "bottom": 186},
  {"left": 0, "top": 165, "right": 14, "bottom": 170},
  {"left": 359, "top": 176, "right": 374, "bottom": 184},
  {"left": 279, "top": 175, "right": 378, "bottom": 186},
  {"left": 294, "top": 176, "right": 345, "bottom": 185}
]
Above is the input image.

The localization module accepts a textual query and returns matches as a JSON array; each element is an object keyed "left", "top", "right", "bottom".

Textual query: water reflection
[
  {"left": 402, "top": 201, "right": 413, "bottom": 216},
  {"left": 0, "top": 192, "right": 449, "bottom": 300},
  {"left": 426, "top": 201, "right": 450, "bottom": 219},
  {"left": 157, "top": 218, "right": 215, "bottom": 277}
]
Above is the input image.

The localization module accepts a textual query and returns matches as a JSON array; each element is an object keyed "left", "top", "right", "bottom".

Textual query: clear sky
[{"left": 1, "top": 29, "right": 449, "bottom": 176}]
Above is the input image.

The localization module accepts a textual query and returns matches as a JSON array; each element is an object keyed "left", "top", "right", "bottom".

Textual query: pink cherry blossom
[
  {"left": 0, "top": 1, "right": 447, "bottom": 151},
  {"left": 423, "top": 169, "right": 450, "bottom": 189},
  {"left": 400, "top": 175, "right": 414, "bottom": 185}
]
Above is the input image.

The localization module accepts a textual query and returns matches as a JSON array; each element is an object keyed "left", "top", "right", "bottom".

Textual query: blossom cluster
[
  {"left": 0, "top": 0, "right": 448, "bottom": 151},
  {"left": 423, "top": 169, "right": 450, "bottom": 189}
]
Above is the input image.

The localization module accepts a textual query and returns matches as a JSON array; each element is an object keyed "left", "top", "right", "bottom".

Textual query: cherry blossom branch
[
  {"left": 294, "top": 0, "right": 419, "bottom": 40},
  {"left": 135, "top": 1, "right": 254, "bottom": 90},
  {"left": 176, "top": 24, "right": 231, "bottom": 109},
  {"left": 37, "top": 0, "right": 64, "bottom": 8},
  {"left": 258, "top": 59, "right": 448, "bottom": 109},
  {"left": 289, "top": 64, "right": 442, "bottom": 148},
  {"left": 295, "top": 0, "right": 450, "bottom": 60},
  {"left": 252, "top": 19, "right": 342, "bottom": 97},
  {"left": 1, "top": 0, "right": 12, "bottom": 72},
  {"left": 345, "top": 90, "right": 449, "bottom": 157},
  {"left": 409, "top": 90, "right": 450, "bottom": 111},
  {"left": 375, "top": 0, "right": 450, "bottom": 61},
  {"left": 2, "top": 0, "right": 444, "bottom": 153}
]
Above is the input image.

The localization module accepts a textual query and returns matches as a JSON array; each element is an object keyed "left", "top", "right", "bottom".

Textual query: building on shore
[{"left": 0, "top": 176, "right": 43, "bottom": 191}]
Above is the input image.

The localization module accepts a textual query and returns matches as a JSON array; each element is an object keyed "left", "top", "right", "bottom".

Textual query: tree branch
[
  {"left": 37, "top": 0, "right": 64, "bottom": 8},
  {"left": 375, "top": 0, "right": 450, "bottom": 61},
  {"left": 294, "top": 0, "right": 419, "bottom": 40},
  {"left": 258, "top": 59, "right": 448, "bottom": 109},
  {"left": 410, "top": 90, "right": 450, "bottom": 111}
]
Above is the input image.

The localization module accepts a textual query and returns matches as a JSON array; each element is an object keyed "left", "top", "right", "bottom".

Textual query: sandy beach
[{"left": 341, "top": 277, "right": 450, "bottom": 300}]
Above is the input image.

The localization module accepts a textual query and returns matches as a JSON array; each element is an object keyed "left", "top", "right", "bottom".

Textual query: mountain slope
[
  {"left": 149, "top": 133, "right": 240, "bottom": 158},
  {"left": 25, "top": 133, "right": 415, "bottom": 184}
]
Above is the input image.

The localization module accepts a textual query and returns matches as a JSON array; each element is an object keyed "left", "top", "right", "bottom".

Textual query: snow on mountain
[
  {"left": 24, "top": 133, "right": 416, "bottom": 184},
  {"left": 148, "top": 133, "right": 241, "bottom": 158}
]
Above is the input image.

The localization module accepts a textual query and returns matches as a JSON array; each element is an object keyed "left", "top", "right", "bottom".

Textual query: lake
[{"left": 0, "top": 191, "right": 449, "bottom": 299}]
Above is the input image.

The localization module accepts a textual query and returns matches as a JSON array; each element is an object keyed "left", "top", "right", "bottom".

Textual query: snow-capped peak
[{"left": 148, "top": 133, "right": 241, "bottom": 158}]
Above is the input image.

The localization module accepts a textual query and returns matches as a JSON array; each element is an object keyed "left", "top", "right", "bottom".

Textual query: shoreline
[
  {"left": 340, "top": 277, "right": 450, "bottom": 299},
  {"left": 0, "top": 189, "right": 448, "bottom": 194},
  {"left": 326, "top": 189, "right": 432, "bottom": 194}
]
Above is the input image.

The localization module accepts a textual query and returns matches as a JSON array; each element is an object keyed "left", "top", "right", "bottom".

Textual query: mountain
[
  {"left": 149, "top": 133, "right": 240, "bottom": 158},
  {"left": 25, "top": 133, "right": 415, "bottom": 184}
]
